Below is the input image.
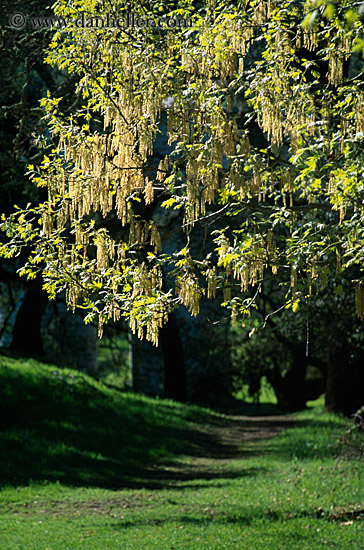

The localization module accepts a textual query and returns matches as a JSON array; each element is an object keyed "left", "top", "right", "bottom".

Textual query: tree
[
  {"left": 1, "top": 0, "right": 364, "bottom": 409},
  {"left": 230, "top": 276, "right": 364, "bottom": 414}
]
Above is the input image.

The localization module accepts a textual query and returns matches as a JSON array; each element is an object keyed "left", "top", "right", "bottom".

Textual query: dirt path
[
  {"left": 206, "top": 414, "right": 294, "bottom": 446},
  {"left": 188, "top": 414, "right": 295, "bottom": 457},
  {"left": 146, "top": 414, "right": 295, "bottom": 487}
]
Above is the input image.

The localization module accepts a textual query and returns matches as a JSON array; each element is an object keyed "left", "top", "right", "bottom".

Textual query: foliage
[
  {"left": 0, "top": 353, "right": 364, "bottom": 549},
  {"left": 1, "top": 0, "right": 364, "bottom": 343},
  {"left": 230, "top": 277, "right": 364, "bottom": 411}
]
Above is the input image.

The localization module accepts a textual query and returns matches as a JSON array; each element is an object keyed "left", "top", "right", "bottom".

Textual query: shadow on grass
[
  {"left": 108, "top": 504, "right": 359, "bottom": 529},
  {"left": 109, "top": 510, "right": 352, "bottom": 531},
  {"left": 0, "top": 352, "right": 267, "bottom": 489},
  {"left": 0, "top": 351, "right": 346, "bottom": 490}
]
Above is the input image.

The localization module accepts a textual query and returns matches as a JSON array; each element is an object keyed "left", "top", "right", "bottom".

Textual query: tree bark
[
  {"left": 160, "top": 313, "right": 187, "bottom": 402},
  {"left": 325, "top": 338, "right": 364, "bottom": 415},
  {"left": 10, "top": 279, "right": 48, "bottom": 356},
  {"left": 267, "top": 345, "right": 325, "bottom": 412}
]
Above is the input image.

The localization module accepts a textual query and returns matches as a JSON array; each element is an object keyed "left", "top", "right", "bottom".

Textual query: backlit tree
[{"left": 2, "top": 0, "right": 364, "bottom": 357}]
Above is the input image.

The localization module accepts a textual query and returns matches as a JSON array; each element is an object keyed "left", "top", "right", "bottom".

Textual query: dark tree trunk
[
  {"left": 160, "top": 313, "right": 187, "bottom": 402},
  {"left": 10, "top": 279, "right": 48, "bottom": 356},
  {"left": 325, "top": 339, "right": 364, "bottom": 415},
  {"left": 267, "top": 345, "right": 325, "bottom": 412},
  {"left": 325, "top": 346, "right": 344, "bottom": 413},
  {"left": 267, "top": 358, "right": 307, "bottom": 412}
]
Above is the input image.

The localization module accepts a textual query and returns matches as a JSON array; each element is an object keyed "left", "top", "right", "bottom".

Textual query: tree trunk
[
  {"left": 267, "top": 345, "right": 324, "bottom": 411},
  {"left": 325, "top": 339, "right": 364, "bottom": 415},
  {"left": 160, "top": 313, "right": 187, "bottom": 402},
  {"left": 325, "top": 350, "right": 342, "bottom": 413},
  {"left": 10, "top": 279, "right": 48, "bottom": 356},
  {"left": 267, "top": 364, "right": 307, "bottom": 412}
]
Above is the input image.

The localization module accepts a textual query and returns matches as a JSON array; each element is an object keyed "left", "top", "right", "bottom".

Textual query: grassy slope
[
  {"left": 0, "top": 350, "right": 218, "bottom": 488},
  {"left": 0, "top": 352, "right": 363, "bottom": 550}
]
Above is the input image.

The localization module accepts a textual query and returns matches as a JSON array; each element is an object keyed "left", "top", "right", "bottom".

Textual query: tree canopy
[{"left": 2, "top": 0, "right": 364, "bottom": 344}]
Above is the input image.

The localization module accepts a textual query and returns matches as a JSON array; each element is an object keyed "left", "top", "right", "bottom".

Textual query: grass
[
  {"left": 0, "top": 350, "right": 363, "bottom": 549},
  {"left": 234, "top": 376, "right": 278, "bottom": 405},
  {"left": 96, "top": 331, "right": 130, "bottom": 389}
]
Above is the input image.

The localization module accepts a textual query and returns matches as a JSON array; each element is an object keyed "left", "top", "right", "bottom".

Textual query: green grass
[
  {"left": 0, "top": 350, "right": 363, "bottom": 549},
  {"left": 96, "top": 331, "right": 130, "bottom": 389},
  {"left": 234, "top": 376, "right": 278, "bottom": 405}
]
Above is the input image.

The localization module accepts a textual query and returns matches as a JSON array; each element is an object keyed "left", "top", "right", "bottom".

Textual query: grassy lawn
[{"left": 0, "top": 351, "right": 363, "bottom": 549}]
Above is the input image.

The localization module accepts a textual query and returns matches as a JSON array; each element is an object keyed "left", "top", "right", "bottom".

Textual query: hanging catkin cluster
[
  {"left": 53, "top": 41, "right": 167, "bottom": 237},
  {"left": 303, "top": 30, "right": 319, "bottom": 51},
  {"left": 355, "top": 284, "right": 364, "bottom": 320},
  {"left": 258, "top": 92, "right": 283, "bottom": 147},
  {"left": 285, "top": 95, "right": 316, "bottom": 152},
  {"left": 251, "top": 0, "right": 274, "bottom": 25},
  {"left": 175, "top": 272, "right": 201, "bottom": 316},
  {"left": 355, "top": 93, "right": 364, "bottom": 134},
  {"left": 232, "top": 245, "right": 265, "bottom": 292},
  {"left": 215, "top": 235, "right": 267, "bottom": 295},
  {"left": 267, "top": 229, "right": 278, "bottom": 274},
  {"left": 206, "top": 267, "right": 218, "bottom": 299},
  {"left": 127, "top": 264, "right": 166, "bottom": 345},
  {"left": 328, "top": 51, "right": 344, "bottom": 87}
]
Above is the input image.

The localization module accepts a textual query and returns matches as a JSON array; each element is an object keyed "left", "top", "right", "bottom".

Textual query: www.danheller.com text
[{"left": 15, "top": 12, "right": 193, "bottom": 30}]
